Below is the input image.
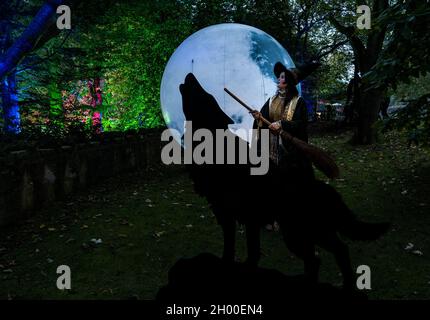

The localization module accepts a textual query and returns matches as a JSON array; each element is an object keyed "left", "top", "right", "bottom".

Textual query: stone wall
[{"left": 0, "top": 130, "right": 163, "bottom": 227}]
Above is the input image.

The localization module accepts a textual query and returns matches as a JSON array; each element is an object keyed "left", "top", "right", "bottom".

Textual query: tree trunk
[
  {"left": 330, "top": 0, "right": 389, "bottom": 145},
  {"left": 0, "top": 0, "right": 64, "bottom": 79},
  {"left": 1, "top": 72, "right": 20, "bottom": 134},
  {"left": 354, "top": 86, "right": 383, "bottom": 144}
]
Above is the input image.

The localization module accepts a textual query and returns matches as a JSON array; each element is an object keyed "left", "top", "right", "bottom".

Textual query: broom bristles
[{"left": 283, "top": 134, "right": 340, "bottom": 179}]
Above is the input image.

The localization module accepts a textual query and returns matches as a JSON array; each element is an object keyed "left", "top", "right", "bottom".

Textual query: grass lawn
[{"left": 0, "top": 129, "right": 429, "bottom": 299}]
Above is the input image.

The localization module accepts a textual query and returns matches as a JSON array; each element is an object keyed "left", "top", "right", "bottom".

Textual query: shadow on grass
[{"left": 156, "top": 253, "right": 367, "bottom": 303}]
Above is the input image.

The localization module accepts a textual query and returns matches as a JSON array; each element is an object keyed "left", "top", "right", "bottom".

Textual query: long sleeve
[{"left": 280, "top": 97, "right": 308, "bottom": 141}]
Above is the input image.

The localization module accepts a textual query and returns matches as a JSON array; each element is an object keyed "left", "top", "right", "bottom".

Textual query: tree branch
[
  {"left": 329, "top": 15, "right": 366, "bottom": 70},
  {"left": 16, "top": 29, "right": 72, "bottom": 73},
  {"left": 0, "top": 0, "right": 64, "bottom": 79},
  {"left": 365, "top": 0, "right": 389, "bottom": 67},
  {"left": 312, "top": 39, "right": 349, "bottom": 60}
]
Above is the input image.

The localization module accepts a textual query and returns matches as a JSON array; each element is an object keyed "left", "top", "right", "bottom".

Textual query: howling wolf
[{"left": 179, "top": 73, "right": 389, "bottom": 289}]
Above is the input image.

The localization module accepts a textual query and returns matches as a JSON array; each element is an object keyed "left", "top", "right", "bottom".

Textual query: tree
[
  {"left": 91, "top": 0, "right": 193, "bottom": 130},
  {"left": 0, "top": 0, "right": 65, "bottom": 134},
  {"left": 232, "top": 1, "right": 351, "bottom": 113},
  {"left": 0, "top": 0, "right": 64, "bottom": 79},
  {"left": 1, "top": 5, "right": 20, "bottom": 134},
  {"left": 1, "top": 0, "right": 119, "bottom": 135},
  {"left": 328, "top": 0, "right": 430, "bottom": 144}
]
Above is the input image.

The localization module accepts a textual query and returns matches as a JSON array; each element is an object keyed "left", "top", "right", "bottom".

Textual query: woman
[{"left": 251, "top": 62, "right": 315, "bottom": 184}]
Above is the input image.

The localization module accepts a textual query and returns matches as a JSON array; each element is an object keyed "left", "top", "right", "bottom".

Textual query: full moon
[{"left": 160, "top": 23, "right": 299, "bottom": 143}]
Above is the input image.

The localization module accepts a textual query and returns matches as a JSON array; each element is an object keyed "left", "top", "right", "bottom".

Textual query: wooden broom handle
[
  {"left": 224, "top": 87, "right": 340, "bottom": 179},
  {"left": 224, "top": 87, "right": 294, "bottom": 141}
]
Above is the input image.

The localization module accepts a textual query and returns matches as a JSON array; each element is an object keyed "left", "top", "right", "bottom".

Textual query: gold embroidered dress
[
  {"left": 252, "top": 90, "right": 314, "bottom": 182},
  {"left": 263, "top": 90, "right": 300, "bottom": 165}
]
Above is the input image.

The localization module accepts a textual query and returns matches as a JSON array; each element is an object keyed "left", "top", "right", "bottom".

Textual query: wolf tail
[{"left": 339, "top": 219, "right": 390, "bottom": 241}]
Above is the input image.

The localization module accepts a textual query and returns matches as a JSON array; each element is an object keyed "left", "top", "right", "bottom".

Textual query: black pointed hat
[{"left": 274, "top": 61, "right": 321, "bottom": 85}]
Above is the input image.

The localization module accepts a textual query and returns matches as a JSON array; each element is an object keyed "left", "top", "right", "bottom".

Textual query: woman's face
[{"left": 278, "top": 72, "right": 287, "bottom": 90}]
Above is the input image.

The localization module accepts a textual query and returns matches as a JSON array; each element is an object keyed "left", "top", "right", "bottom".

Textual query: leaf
[
  {"left": 90, "top": 238, "right": 103, "bottom": 245},
  {"left": 405, "top": 243, "right": 414, "bottom": 250},
  {"left": 153, "top": 231, "right": 165, "bottom": 238},
  {"left": 412, "top": 250, "right": 423, "bottom": 256}
]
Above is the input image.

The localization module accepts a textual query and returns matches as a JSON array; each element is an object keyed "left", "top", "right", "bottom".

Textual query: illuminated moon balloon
[{"left": 160, "top": 23, "right": 299, "bottom": 143}]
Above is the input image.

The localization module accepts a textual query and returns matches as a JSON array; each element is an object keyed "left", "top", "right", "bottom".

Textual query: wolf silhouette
[{"left": 179, "top": 73, "right": 389, "bottom": 289}]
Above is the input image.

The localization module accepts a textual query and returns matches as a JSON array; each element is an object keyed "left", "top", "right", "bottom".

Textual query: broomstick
[{"left": 224, "top": 87, "right": 340, "bottom": 179}]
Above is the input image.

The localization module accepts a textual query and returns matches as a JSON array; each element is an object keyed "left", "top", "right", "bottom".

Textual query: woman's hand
[
  {"left": 268, "top": 121, "right": 281, "bottom": 133},
  {"left": 251, "top": 110, "right": 262, "bottom": 120}
]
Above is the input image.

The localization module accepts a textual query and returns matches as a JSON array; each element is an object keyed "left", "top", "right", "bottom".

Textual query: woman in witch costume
[
  {"left": 252, "top": 62, "right": 319, "bottom": 230},
  {"left": 251, "top": 62, "right": 319, "bottom": 230},
  {"left": 251, "top": 62, "right": 318, "bottom": 182}
]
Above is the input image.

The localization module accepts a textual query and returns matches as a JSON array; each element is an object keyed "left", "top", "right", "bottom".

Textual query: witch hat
[{"left": 274, "top": 61, "right": 321, "bottom": 85}]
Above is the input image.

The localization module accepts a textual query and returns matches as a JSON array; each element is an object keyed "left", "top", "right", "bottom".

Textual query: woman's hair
[{"left": 285, "top": 72, "right": 299, "bottom": 98}]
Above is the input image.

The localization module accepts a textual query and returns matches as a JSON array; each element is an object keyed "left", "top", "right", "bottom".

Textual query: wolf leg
[
  {"left": 322, "top": 234, "right": 354, "bottom": 290},
  {"left": 303, "top": 247, "right": 321, "bottom": 284},
  {"left": 297, "top": 241, "right": 320, "bottom": 284},
  {"left": 244, "top": 222, "right": 260, "bottom": 266},
  {"left": 335, "top": 244, "right": 354, "bottom": 290},
  {"left": 281, "top": 228, "right": 320, "bottom": 283},
  {"left": 220, "top": 218, "right": 236, "bottom": 263}
]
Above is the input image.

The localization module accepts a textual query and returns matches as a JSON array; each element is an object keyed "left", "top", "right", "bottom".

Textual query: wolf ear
[{"left": 180, "top": 73, "right": 235, "bottom": 127}]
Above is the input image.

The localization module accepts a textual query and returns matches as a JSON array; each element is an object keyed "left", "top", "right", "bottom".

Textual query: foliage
[
  {"left": 383, "top": 93, "right": 430, "bottom": 146},
  {"left": 315, "top": 50, "right": 352, "bottom": 100},
  {"left": 3, "top": 0, "right": 356, "bottom": 135},
  {"left": 2, "top": 0, "right": 429, "bottom": 142},
  {"left": 74, "top": 0, "right": 193, "bottom": 131},
  {"left": 364, "top": 1, "right": 430, "bottom": 145},
  {"left": 390, "top": 73, "right": 430, "bottom": 102},
  {"left": 365, "top": 1, "right": 430, "bottom": 91},
  {"left": 0, "top": 0, "right": 194, "bottom": 135}
]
